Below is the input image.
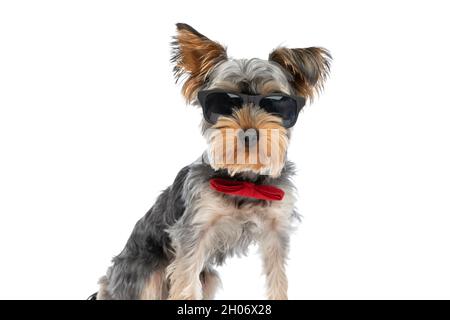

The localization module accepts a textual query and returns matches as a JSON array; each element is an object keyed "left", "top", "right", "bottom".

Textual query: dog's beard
[{"left": 204, "top": 106, "right": 289, "bottom": 177}]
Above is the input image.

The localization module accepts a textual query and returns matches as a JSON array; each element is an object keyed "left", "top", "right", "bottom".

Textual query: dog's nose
[
  {"left": 245, "top": 134, "right": 258, "bottom": 147},
  {"left": 239, "top": 129, "right": 259, "bottom": 148}
]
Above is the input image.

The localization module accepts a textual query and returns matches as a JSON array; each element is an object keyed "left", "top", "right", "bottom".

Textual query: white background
[{"left": 1, "top": 0, "right": 449, "bottom": 300}]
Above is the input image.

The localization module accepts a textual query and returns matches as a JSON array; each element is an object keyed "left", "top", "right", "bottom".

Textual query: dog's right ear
[{"left": 171, "top": 23, "right": 227, "bottom": 103}]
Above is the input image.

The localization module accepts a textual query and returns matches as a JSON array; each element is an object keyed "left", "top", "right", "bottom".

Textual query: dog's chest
[{"left": 193, "top": 187, "right": 294, "bottom": 241}]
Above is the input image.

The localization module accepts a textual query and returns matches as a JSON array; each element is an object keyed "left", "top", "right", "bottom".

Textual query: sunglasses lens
[
  {"left": 259, "top": 95, "right": 301, "bottom": 127},
  {"left": 204, "top": 92, "right": 243, "bottom": 123}
]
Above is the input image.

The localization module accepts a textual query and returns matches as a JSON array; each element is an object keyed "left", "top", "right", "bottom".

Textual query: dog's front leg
[
  {"left": 167, "top": 225, "right": 214, "bottom": 300},
  {"left": 167, "top": 254, "right": 204, "bottom": 299},
  {"left": 260, "top": 227, "right": 289, "bottom": 300}
]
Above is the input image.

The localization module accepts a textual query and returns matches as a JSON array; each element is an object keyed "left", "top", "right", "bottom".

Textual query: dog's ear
[
  {"left": 269, "top": 47, "right": 331, "bottom": 100},
  {"left": 171, "top": 23, "right": 227, "bottom": 103}
]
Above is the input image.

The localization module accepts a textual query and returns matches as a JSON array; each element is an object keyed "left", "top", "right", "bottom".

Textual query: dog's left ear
[
  {"left": 171, "top": 23, "right": 228, "bottom": 103},
  {"left": 269, "top": 47, "right": 332, "bottom": 100}
]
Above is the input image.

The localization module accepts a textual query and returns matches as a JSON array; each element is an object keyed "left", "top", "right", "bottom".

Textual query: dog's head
[{"left": 171, "top": 23, "right": 331, "bottom": 177}]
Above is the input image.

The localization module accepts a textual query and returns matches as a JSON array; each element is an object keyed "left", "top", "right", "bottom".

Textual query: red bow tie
[{"left": 209, "top": 178, "right": 285, "bottom": 201}]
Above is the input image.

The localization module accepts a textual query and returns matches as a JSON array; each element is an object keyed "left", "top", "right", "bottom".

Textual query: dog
[{"left": 94, "top": 23, "right": 331, "bottom": 300}]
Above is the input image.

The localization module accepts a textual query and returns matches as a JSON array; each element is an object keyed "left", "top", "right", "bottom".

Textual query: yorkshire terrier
[{"left": 94, "top": 23, "right": 331, "bottom": 300}]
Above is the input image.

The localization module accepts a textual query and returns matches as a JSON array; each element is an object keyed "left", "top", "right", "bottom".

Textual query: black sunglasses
[{"left": 197, "top": 90, "right": 306, "bottom": 128}]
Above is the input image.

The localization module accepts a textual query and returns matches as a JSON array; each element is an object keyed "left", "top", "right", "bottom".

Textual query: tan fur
[
  {"left": 260, "top": 81, "right": 287, "bottom": 95},
  {"left": 269, "top": 47, "right": 331, "bottom": 101},
  {"left": 96, "top": 276, "right": 112, "bottom": 300},
  {"left": 209, "top": 106, "right": 288, "bottom": 177},
  {"left": 140, "top": 268, "right": 169, "bottom": 300},
  {"left": 167, "top": 185, "right": 295, "bottom": 300},
  {"left": 201, "top": 268, "right": 222, "bottom": 300},
  {"left": 260, "top": 218, "right": 290, "bottom": 299},
  {"left": 167, "top": 240, "right": 208, "bottom": 300},
  {"left": 97, "top": 23, "right": 328, "bottom": 302},
  {"left": 172, "top": 24, "right": 227, "bottom": 102}
]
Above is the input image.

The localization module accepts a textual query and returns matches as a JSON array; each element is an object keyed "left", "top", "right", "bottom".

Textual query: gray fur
[
  {"left": 98, "top": 155, "right": 297, "bottom": 299},
  {"left": 205, "top": 58, "right": 294, "bottom": 95},
  {"left": 99, "top": 166, "right": 189, "bottom": 299},
  {"left": 97, "top": 58, "right": 299, "bottom": 299},
  {"left": 200, "top": 58, "right": 295, "bottom": 136},
  {"left": 94, "top": 23, "right": 326, "bottom": 300}
]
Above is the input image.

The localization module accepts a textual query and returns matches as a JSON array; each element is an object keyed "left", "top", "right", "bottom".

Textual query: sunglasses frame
[{"left": 197, "top": 89, "right": 306, "bottom": 128}]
